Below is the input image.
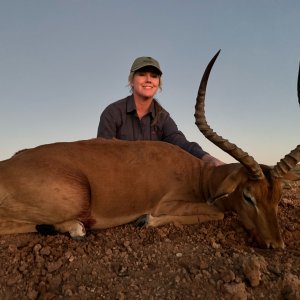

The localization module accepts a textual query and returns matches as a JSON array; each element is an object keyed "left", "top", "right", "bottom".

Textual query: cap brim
[{"left": 131, "top": 65, "right": 162, "bottom": 75}]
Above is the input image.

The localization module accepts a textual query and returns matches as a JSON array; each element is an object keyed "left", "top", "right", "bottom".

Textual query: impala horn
[
  {"left": 271, "top": 63, "right": 300, "bottom": 177},
  {"left": 297, "top": 63, "right": 300, "bottom": 106},
  {"left": 194, "top": 50, "right": 264, "bottom": 180},
  {"left": 271, "top": 145, "right": 300, "bottom": 178}
]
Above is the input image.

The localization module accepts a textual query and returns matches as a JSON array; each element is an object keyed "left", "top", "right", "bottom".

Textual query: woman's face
[{"left": 131, "top": 68, "right": 160, "bottom": 100}]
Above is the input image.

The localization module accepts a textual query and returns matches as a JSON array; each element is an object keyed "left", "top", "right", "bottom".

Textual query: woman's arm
[
  {"left": 97, "top": 106, "right": 118, "bottom": 138},
  {"left": 161, "top": 114, "right": 224, "bottom": 165}
]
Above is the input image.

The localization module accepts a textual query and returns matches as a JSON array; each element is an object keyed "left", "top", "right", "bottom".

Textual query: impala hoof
[
  {"left": 69, "top": 221, "right": 86, "bottom": 240},
  {"left": 135, "top": 214, "right": 149, "bottom": 227}
]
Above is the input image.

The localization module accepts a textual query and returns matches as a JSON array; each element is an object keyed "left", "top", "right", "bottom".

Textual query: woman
[{"left": 97, "top": 56, "right": 223, "bottom": 166}]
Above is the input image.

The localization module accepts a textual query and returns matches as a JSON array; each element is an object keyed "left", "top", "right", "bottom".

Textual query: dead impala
[{"left": 0, "top": 51, "right": 299, "bottom": 249}]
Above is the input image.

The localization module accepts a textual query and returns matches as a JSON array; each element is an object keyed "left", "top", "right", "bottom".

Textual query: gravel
[{"left": 0, "top": 181, "right": 299, "bottom": 299}]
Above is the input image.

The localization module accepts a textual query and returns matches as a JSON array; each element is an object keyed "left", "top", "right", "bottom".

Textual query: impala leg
[
  {"left": 0, "top": 221, "right": 37, "bottom": 235},
  {"left": 36, "top": 220, "right": 86, "bottom": 239},
  {"left": 0, "top": 220, "right": 85, "bottom": 238},
  {"left": 139, "top": 201, "right": 224, "bottom": 227},
  {"left": 146, "top": 213, "right": 224, "bottom": 227}
]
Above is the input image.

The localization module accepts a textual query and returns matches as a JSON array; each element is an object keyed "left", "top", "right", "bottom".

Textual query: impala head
[
  {"left": 219, "top": 164, "right": 298, "bottom": 249},
  {"left": 196, "top": 51, "right": 300, "bottom": 249}
]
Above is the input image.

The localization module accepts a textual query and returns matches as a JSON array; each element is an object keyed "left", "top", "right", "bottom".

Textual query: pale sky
[{"left": 0, "top": 1, "right": 299, "bottom": 164}]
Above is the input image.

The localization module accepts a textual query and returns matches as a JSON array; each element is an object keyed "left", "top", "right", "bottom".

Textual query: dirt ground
[{"left": 0, "top": 181, "right": 299, "bottom": 300}]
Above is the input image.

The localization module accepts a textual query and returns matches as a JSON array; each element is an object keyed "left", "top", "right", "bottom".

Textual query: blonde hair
[{"left": 127, "top": 72, "right": 163, "bottom": 93}]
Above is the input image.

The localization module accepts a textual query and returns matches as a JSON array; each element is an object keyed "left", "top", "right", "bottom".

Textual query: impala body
[{"left": 0, "top": 51, "right": 299, "bottom": 249}]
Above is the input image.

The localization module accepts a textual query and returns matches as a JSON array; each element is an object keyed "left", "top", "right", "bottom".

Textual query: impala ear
[{"left": 208, "top": 167, "right": 244, "bottom": 204}]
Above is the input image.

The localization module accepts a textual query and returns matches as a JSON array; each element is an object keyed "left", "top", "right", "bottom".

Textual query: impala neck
[{"left": 201, "top": 163, "right": 245, "bottom": 212}]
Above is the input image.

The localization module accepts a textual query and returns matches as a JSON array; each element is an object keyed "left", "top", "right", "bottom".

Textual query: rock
[
  {"left": 281, "top": 273, "right": 300, "bottom": 300},
  {"left": 220, "top": 269, "right": 236, "bottom": 283},
  {"left": 242, "top": 255, "right": 266, "bottom": 287},
  {"left": 222, "top": 282, "right": 248, "bottom": 300},
  {"left": 47, "top": 259, "right": 63, "bottom": 273},
  {"left": 26, "top": 288, "right": 38, "bottom": 300},
  {"left": 40, "top": 246, "right": 51, "bottom": 256}
]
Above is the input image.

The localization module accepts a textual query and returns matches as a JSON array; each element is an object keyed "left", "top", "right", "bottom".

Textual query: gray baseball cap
[{"left": 130, "top": 56, "right": 162, "bottom": 75}]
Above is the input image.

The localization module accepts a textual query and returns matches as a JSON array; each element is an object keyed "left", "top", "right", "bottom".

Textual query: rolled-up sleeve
[{"left": 161, "top": 114, "right": 208, "bottom": 159}]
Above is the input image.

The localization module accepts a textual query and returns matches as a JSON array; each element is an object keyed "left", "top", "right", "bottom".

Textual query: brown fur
[{"left": 1, "top": 138, "right": 298, "bottom": 248}]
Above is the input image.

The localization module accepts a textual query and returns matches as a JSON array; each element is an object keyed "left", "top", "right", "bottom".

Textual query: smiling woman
[{"left": 97, "top": 56, "right": 223, "bottom": 167}]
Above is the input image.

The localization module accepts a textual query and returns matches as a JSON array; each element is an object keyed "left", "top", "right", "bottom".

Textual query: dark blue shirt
[{"left": 97, "top": 95, "right": 207, "bottom": 158}]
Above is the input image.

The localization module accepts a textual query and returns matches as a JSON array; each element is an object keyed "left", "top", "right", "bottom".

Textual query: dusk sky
[{"left": 1, "top": 1, "right": 299, "bottom": 164}]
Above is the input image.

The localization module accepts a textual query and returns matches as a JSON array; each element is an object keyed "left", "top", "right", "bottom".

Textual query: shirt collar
[{"left": 126, "top": 95, "right": 156, "bottom": 118}]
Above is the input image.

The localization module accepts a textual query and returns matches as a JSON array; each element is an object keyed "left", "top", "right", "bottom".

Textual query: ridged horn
[
  {"left": 297, "top": 63, "right": 300, "bottom": 106},
  {"left": 271, "top": 145, "right": 300, "bottom": 178},
  {"left": 194, "top": 50, "right": 264, "bottom": 180},
  {"left": 271, "top": 64, "right": 300, "bottom": 177}
]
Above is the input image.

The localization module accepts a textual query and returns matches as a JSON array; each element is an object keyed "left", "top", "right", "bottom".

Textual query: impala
[{"left": 0, "top": 51, "right": 299, "bottom": 249}]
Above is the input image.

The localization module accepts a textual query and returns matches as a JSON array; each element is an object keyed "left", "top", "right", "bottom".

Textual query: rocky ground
[{"left": 0, "top": 181, "right": 299, "bottom": 300}]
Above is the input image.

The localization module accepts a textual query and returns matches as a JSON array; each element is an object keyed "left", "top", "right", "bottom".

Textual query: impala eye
[{"left": 243, "top": 192, "right": 256, "bottom": 206}]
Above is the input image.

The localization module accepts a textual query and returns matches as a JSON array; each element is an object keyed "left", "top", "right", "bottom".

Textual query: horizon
[{"left": 1, "top": 1, "right": 299, "bottom": 164}]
